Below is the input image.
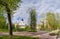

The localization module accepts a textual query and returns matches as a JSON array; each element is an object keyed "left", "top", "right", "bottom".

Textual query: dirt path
[{"left": 0, "top": 31, "right": 57, "bottom": 39}]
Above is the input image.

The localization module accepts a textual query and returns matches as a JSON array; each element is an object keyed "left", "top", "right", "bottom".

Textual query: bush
[
  {"left": 0, "top": 24, "right": 8, "bottom": 29},
  {"left": 16, "top": 26, "right": 37, "bottom": 32},
  {"left": 17, "top": 28, "right": 26, "bottom": 31},
  {"left": 16, "top": 26, "right": 30, "bottom": 31},
  {"left": 0, "top": 24, "right": 16, "bottom": 32}
]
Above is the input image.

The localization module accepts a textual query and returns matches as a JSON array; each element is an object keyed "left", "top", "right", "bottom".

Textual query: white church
[{"left": 15, "top": 19, "right": 26, "bottom": 28}]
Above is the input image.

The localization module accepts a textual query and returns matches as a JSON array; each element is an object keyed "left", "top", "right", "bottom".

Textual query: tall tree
[
  {"left": 46, "top": 12, "right": 57, "bottom": 30},
  {"left": 0, "top": 0, "right": 21, "bottom": 35},
  {"left": 29, "top": 9, "right": 37, "bottom": 32}
]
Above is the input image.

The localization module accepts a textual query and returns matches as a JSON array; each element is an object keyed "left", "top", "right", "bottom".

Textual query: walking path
[{"left": 0, "top": 30, "right": 59, "bottom": 39}]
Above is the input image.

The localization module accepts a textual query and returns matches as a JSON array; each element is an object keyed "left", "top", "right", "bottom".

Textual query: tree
[
  {"left": 46, "top": 12, "right": 57, "bottom": 30},
  {"left": 0, "top": 0, "right": 21, "bottom": 35},
  {"left": 29, "top": 9, "right": 37, "bottom": 32}
]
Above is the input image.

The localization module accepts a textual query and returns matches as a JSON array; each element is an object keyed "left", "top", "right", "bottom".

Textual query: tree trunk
[
  {"left": 5, "top": 4, "right": 13, "bottom": 35},
  {"left": 7, "top": 13, "right": 13, "bottom": 35}
]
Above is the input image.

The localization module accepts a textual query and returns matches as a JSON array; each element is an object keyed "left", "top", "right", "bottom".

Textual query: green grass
[
  {"left": 0, "top": 29, "right": 8, "bottom": 32},
  {"left": 0, "top": 36, "right": 39, "bottom": 39},
  {"left": 0, "top": 29, "right": 16, "bottom": 32}
]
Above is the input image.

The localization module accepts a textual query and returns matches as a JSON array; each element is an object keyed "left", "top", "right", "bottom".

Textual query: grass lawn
[
  {"left": 0, "top": 29, "right": 16, "bottom": 32},
  {"left": 0, "top": 29, "right": 8, "bottom": 32},
  {"left": 0, "top": 36, "right": 39, "bottom": 39}
]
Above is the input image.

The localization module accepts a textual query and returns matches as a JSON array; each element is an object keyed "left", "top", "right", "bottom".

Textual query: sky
[{"left": 12, "top": 0, "right": 60, "bottom": 24}]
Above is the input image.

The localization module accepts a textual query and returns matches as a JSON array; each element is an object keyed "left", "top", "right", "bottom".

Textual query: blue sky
[{"left": 12, "top": 0, "right": 60, "bottom": 24}]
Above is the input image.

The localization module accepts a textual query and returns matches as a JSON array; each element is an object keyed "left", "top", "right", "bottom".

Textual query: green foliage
[
  {"left": 56, "top": 13, "right": 60, "bottom": 29},
  {"left": 46, "top": 12, "right": 57, "bottom": 30},
  {"left": 40, "top": 12, "right": 60, "bottom": 31},
  {"left": 40, "top": 25, "right": 45, "bottom": 30},
  {"left": 46, "top": 12, "right": 55, "bottom": 26},
  {"left": 0, "top": 13, "right": 7, "bottom": 29},
  {"left": 16, "top": 26, "right": 30, "bottom": 31},
  {"left": 0, "top": 24, "right": 16, "bottom": 32},
  {"left": 16, "top": 28, "right": 27, "bottom": 31},
  {"left": 0, "top": 0, "right": 21, "bottom": 13},
  {"left": 29, "top": 9, "right": 37, "bottom": 32}
]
